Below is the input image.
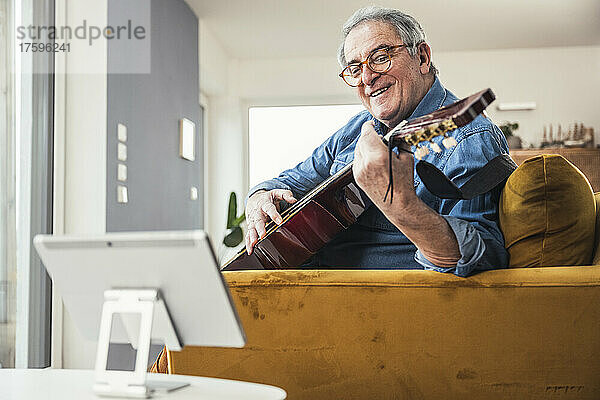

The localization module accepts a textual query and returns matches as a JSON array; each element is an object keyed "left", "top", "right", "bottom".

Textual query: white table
[{"left": 0, "top": 369, "right": 286, "bottom": 400}]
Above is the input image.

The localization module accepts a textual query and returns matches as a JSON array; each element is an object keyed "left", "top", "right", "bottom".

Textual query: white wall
[
  {"left": 235, "top": 56, "right": 351, "bottom": 102},
  {"left": 199, "top": 21, "right": 247, "bottom": 246},
  {"left": 234, "top": 46, "right": 600, "bottom": 148},
  {"left": 435, "top": 45, "right": 600, "bottom": 147}
]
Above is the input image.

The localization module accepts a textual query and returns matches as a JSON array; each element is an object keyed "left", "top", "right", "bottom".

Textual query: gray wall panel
[{"left": 107, "top": 0, "right": 203, "bottom": 232}]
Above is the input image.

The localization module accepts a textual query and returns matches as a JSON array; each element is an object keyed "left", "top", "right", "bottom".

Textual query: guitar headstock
[{"left": 389, "top": 88, "right": 495, "bottom": 159}]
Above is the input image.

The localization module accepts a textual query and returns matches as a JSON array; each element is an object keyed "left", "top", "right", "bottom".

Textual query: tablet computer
[{"left": 34, "top": 230, "right": 245, "bottom": 348}]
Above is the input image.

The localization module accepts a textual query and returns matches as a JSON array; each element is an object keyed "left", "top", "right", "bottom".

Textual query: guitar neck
[{"left": 386, "top": 88, "right": 495, "bottom": 148}]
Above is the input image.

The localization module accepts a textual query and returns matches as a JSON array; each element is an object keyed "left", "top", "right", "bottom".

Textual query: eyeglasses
[{"left": 339, "top": 45, "right": 408, "bottom": 87}]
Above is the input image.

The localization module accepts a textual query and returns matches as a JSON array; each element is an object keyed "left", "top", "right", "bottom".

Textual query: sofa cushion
[
  {"left": 594, "top": 192, "right": 600, "bottom": 265},
  {"left": 499, "top": 154, "right": 596, "bottom": 268}
]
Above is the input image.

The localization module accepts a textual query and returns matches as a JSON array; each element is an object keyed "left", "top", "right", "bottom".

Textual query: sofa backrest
[
  {"left": 167, "top": 268, "right": 600, "bottom": 400},
  {"left": 593, "top": 192, "right": 600, "bottom": 265}
]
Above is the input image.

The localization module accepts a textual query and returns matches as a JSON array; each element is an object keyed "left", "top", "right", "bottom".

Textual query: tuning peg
[
  {"left": 415, "top": 146, "right": 429, "bottom": 160},
  {"left": 414, "top": 128, "right": 426, "bottom": 141},
  {"left": 430, "top": 142, "right": 442, "bottom": 153},
  {"left": 442, "top": 136, "right": 458, "bottom": 149},
  {"left": 427, "top": 122, "right": 439, "bottom": 132}
]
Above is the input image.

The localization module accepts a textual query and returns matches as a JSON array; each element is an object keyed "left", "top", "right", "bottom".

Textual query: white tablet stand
[{"left": 93, "top": 289, "right": 187, "bottom": 398}]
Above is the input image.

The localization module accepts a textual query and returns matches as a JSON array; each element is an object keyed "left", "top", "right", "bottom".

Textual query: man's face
[{"left": 343, "top": 21, "right": 430, "bottom": 128}]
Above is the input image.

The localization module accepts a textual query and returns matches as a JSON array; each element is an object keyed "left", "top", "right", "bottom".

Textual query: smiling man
[{"left": 243, "top": 6, "right": 511, "bottom": 277}]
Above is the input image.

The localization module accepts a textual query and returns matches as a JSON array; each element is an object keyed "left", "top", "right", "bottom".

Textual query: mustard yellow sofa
[{"left": 153, "top": 157, "right": 600, "bottom": 399}]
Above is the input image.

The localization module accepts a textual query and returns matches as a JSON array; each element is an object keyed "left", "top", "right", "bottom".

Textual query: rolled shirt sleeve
[
  {"left": 414, "top": 122, "right": 510, "bottom": 277},
  {"left": 415, "top": 216, "right": 487, "bottom": 277}
]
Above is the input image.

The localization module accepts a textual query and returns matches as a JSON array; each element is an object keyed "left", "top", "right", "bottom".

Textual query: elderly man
[{"left": 244, "top": 6, "right": 510, "bottom": 277}]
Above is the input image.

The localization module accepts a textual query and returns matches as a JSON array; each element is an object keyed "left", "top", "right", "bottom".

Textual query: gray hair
[{"left": 337, "top": 6, "right": 438, "bottom": 76}]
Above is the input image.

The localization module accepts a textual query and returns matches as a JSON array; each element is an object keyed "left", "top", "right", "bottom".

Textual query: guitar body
[
  {"left": 222, "top": 88, "right": 496, "bottom": 270},
  {"left": 222, "top": 167, "right": 368, "bottom": 270}
]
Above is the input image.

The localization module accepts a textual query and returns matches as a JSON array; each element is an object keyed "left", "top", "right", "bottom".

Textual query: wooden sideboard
[{"left": 510, "top": 148, "right": 600, "bottom": 192}]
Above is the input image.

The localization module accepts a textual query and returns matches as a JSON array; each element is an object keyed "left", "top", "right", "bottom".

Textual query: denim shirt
[{"left": 248, "top": 77, "right": 510, "bottom": 277}]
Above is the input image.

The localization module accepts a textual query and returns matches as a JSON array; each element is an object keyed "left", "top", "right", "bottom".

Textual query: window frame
[{"left": 14, "top": 0, "right": 54, "bottom": 369}]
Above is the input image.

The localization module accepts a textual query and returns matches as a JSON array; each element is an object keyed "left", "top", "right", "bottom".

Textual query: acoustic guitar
[{"left": 222, "top": 88, "right": 496, "bottom": 270}]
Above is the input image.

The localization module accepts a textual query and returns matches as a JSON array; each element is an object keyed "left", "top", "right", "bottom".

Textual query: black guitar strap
[{"left": 415, "top": 153, "right": 517, "bottom": 200}]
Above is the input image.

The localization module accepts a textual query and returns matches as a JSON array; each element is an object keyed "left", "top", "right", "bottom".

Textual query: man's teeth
[{"left": 370, "top": 87, "right": 389, "bottom": 97}]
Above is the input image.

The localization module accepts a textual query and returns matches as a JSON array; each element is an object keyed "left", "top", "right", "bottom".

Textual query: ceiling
[{"left": 187, "top": 0, "right": 600, "bottom": 60}]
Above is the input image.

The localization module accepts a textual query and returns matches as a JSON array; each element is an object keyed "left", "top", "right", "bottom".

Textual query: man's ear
[{"left": 417, "top": 42, "right": 432, "bottom": 75}]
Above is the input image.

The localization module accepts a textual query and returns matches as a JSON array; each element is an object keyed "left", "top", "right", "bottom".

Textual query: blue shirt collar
[
  {"left": 408, "top": 75, "right": 447, "bottom": 120},
  {"left": 373, "top": 76, "right": 447, "bottom": 135}
]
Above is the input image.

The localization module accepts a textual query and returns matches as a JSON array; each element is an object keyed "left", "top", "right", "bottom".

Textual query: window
[
  {"left": 0, "top": 0, "right": 54, "bottom": 369},
  {"left": 248, "top": 104, "right": 365, "bottom": 188}
]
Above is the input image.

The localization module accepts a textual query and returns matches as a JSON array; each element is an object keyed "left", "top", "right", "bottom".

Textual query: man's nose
[{"left": 361, "top": 64, "right": 379, "bottom": 86}]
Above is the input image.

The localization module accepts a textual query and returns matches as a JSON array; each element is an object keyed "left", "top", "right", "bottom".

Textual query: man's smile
[{"left": 368, "top": 85, "right": 391, "bottom": 97}]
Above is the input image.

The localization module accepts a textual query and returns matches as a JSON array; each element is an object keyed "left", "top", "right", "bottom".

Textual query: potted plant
[
  {"left": 219, "top": 192, "right": 246, "bottom": 264},
  {"left": 499, "top": 122, "right": 522, "bottom": 149}
]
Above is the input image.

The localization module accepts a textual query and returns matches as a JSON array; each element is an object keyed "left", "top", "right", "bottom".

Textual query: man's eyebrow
[{"left": 347, "top": 44, "right": 390, "bottom": 64}]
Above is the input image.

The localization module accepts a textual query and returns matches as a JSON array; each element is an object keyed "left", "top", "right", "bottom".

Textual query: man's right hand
[{"left": 245, "top": 189, "right": 297, "bottom": 255}]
